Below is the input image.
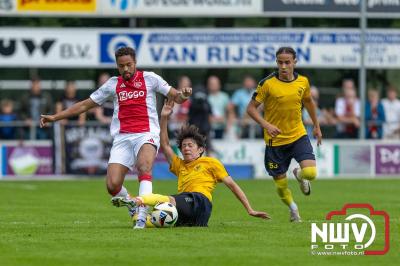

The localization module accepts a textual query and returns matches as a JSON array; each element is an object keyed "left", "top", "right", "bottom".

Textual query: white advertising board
[
  {"left": 2, "top": 28, "right": 400, "bottom": 68},
  {"left": 99, "top": 0, "right": 262, "bottom": 17},
  {"left": 0, "top": 28, "right": 98, "bottom": 67},
  {"left": 0, "top": 0, "right": 262, "bottom": 16}
]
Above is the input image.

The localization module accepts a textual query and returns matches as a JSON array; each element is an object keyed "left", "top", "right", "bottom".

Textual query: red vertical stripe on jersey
[{"left": 116, "top": 71, "right": 150, "bottom": 133}]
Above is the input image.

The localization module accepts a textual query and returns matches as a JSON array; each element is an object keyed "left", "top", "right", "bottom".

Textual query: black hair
[
  {"left": 115, "top": 47, "right": 136, "bottom": 61},
  {"left": 176, "top": 124, "right": 207, "bottom": 156},
  {"left": 276, "top": 47, "right": 296, "bottom": 59}
]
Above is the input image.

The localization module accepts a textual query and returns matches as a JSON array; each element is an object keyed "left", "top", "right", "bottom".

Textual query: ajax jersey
[{"left": 90, "top": 71, "right": 171, "bottom": 137}]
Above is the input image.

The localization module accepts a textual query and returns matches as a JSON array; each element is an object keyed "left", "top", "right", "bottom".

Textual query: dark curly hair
[
  {"left": 176, "top": 124, "right": 207, "bottom": 156},
  {"left": 276, "top": 46, "right": 296, "bottom": 59},
  {"left": 115, "top": 47, "right": 136, "bottom": 61}
]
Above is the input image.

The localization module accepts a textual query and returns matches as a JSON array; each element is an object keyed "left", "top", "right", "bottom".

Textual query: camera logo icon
[{"left": 311, "top": 203, "right": 390, "bottom": 256}]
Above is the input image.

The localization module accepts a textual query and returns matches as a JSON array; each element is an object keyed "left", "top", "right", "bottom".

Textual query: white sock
[
  {"left": 137, "top": 181, "right": 152, "bottom": 222},
  {"left": 138, "top": 180, "right": 152, "bottom": 196},
  {"left": 114, "top": 186, "right": 128, "bottom": 198},
  {"left": 289, "top": 202, "right": 298, "bottom": 211},
  {"left": 137, "top": 206, "right": 149, "bottom": 222}
]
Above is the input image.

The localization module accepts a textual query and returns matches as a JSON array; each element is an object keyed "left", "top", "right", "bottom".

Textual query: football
[{"left": 151, "top": 202, "right": 178, "bottom": 228}]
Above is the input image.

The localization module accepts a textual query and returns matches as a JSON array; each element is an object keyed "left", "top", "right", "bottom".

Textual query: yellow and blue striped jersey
[{"left": 253, "top": 72, "right": 310, "bottom": 146}]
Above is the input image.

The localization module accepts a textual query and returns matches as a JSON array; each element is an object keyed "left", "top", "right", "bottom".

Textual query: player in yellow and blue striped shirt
[{"left": 247, "top": 46, "right": 322, "bottom": 222}]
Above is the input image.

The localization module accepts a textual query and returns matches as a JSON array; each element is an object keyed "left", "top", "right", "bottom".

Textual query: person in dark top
[
  {"left": 56, "top": 80, "right": 85, "bottom": 125},
  {"left": 188, "top": 86, "right": 213, "bottom": 153},
  {"left": 20, "top": 77, "right": 53, "bottom": 139}
]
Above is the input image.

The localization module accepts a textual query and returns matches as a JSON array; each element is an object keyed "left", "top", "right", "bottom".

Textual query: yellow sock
[
  {"left": 274, "top": 178, "right": 294, "bottom": 207},
  {"left": 141, "top": 194, "right": 170, "bottom": 206},
  {"left": 299, "top": 166, "right": 317, "bottom": 181}
]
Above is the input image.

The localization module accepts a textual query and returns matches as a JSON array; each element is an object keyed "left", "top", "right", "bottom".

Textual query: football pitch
[{"left": 0, "top": 179, "right": 398, "bottom": 266}]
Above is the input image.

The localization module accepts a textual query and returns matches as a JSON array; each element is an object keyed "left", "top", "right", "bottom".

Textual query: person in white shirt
[
  {"left": 40, "top": 47, "right": 192, "bottom": 229},
  {"left": 381, "top": 86, "right": 400, "bottom": 139},
  {"left": 334, "top": 79, "right": 360, "bottom": 138}
]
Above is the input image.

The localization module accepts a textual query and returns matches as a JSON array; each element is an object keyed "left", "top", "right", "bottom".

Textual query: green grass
[{"left": 0, "top": 179, "right": 398, "bottom": 266}]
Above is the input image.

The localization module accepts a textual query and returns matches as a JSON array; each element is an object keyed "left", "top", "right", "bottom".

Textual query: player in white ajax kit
[{"left": 40, "top": 47, "right": 192, "bottom": 229}]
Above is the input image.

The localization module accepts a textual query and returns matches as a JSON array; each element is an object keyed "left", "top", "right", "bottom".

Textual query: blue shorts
[
  {"left": 264, "top": 135, "right": 315, "bottom": 177},
  {"left": 171, "top": 192, "right": 212, "bottom": 227}
]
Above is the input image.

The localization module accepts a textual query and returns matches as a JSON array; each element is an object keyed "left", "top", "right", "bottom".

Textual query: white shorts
[{"left": 108, "top": 132, "right": 160, "bottom": 170}]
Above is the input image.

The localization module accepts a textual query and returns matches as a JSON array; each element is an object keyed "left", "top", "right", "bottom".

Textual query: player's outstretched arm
[
  {"left": 167, "top": 87, "right": 192, "bottom": 104},
  {"left": 40, "top": 98, "right": 98, "bottom": 128},
  {"left": 222, "top": 176, "right": 271, "bottom": 220},
  {"left": 247, "top": 100, "right": 281, "bottom": 138},
  {"left": 160, "top": 98, "right": 176, "bottom": 164},
  {"left": 303, "top": 95, "right": 322, "bottom": 146}
]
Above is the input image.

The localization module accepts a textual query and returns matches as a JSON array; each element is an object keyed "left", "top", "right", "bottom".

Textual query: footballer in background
[{"left": 247, "top": 46, "right": 322, "bottom": 222}]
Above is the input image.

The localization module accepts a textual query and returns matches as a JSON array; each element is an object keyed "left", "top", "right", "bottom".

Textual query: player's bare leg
[
  {"left": 107, "top": 164, "right": 136, "bottom": 216},
  {"left": 134, "top": 143, "right": 157, "bottom": 229},
  {"left": 107, "top": 163, "right": 129, "bottom": 197},
  {"left": 293, "top": 159, "right": 317, "bottom": 196}
]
